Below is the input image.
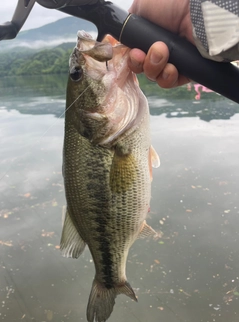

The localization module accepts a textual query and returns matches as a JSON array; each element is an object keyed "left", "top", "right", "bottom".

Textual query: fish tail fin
[{"left": 87, "top": 279, "right": 137, "bottom": 322}]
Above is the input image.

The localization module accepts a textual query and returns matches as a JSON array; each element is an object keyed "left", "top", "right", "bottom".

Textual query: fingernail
[
  {"left": 130, "top": 57, "right": 141, "bottom": 68},
  {"left": 162, "top": 72, "right": 169, "bottom": 80},
  {"left": 150, "top": 52, "right": 162, "bottom": 64}
]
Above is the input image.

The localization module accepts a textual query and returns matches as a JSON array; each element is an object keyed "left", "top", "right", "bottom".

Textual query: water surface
[{"left": 1, "top": 75, "right": 239, "bottom": 322}]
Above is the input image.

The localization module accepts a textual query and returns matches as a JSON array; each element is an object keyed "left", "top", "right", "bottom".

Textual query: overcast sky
[{"left": 0, "top": 0, "right": 132, "bottom": 31}]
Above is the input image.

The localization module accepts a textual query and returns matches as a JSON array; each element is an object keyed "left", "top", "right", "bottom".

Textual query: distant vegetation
[
  {"left": 0, "top": 42, "right": 222, "bottom": 104},
  {"left": 0, "top": 16, "right": 97, "bottom": 76},
  {"left": 0, "top": 43, "right": 74, "bottom": 77},
  {"left": 0, "top": 13, "right": 231, "bottom": 124}
]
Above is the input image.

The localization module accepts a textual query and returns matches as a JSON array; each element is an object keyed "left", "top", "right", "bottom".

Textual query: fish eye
[{"left": 70, "top": 66, "right": 83, "bottom": 82}]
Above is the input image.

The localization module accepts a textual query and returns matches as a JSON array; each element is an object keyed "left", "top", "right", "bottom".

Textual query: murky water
[{"left": 1, "top": 75, "right": 239, "bottom": 322}]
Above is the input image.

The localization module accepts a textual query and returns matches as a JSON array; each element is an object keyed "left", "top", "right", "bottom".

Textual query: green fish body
[{"left": 60, "top": 31, "right": 160, "bottom": 322}]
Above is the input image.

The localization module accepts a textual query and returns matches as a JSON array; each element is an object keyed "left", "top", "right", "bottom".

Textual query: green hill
[
  {"left": 0, "top": 16, "right": 98, "bottom": 76},
  {"left": 0, "top": 42, "right": 75, "bottom": 76}
]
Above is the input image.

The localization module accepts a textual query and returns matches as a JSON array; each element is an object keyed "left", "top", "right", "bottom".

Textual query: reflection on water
[
  {"left": 1, "top": 75, "right": 239, "bottom": 322},
  {"left": 1, "top": 75, "right": 239, "bottom": 121}
]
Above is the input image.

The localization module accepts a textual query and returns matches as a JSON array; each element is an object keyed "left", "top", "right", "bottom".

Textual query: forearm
[{"left": 190, "top": 0, "right": 239, "bottom": 61}]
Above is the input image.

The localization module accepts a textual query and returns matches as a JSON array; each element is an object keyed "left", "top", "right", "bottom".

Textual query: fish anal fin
[
  {"left": 60, "top": 208, "right": 86, "bottom": 258},
  {"left": 116, "top": 281, "right": 137, "bottom": 302},
  {"left": 138, "top": 220, "right": 162, "bottom": 239},
  {"left": 87, "top": 279, "right": 137, "bottom": 322}
]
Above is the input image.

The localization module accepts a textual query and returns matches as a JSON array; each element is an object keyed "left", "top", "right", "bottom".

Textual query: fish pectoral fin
[
  {"left": 148, "top": 145, "right": 160, "bottom": 181},
  {"left": 87, "top": 279, "right": 137, "bottom": 322},
  {"left": 150, "top": 145, "right": 160, "bottom": 168},
  {"left": 138, "top": 220, "right": 162, "bottom": 239},
  {"left": 110, "top": 144, "right": 137, "bottom": 193},
  {"left": 60, "top": 208, "right": 86, "bottom": 258}
]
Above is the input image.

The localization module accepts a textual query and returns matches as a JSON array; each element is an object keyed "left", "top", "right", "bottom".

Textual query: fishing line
[
  {"left": 0, "top": 84, "right": 91, "bottom": 183},
  {"left": 0, "top": 82, "right": 92, "bottom": 251},
  {"left": 37, "top": 84, "right": 91, "bottom": 140}
]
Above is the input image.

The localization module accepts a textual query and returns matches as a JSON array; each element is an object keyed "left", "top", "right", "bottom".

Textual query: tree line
[
  {"left": 0, "top": 43, "right": 74, "bottom": 77},
  {"left": 0, "top": 43, "right": 221, "bottom": 103}
]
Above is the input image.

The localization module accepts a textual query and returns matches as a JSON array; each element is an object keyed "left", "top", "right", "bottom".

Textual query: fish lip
[
  {"left": 76, "top": 31, "right": 129, "bottom": 70},
  {"left": 72, "top": 31, "right": 130, "bottom": 85},
  {"left": 77, "top": 30, "right": 93, "bottom": 41},
  {"left": 76, "top": 31, "right": 113, "bottom": 62}
]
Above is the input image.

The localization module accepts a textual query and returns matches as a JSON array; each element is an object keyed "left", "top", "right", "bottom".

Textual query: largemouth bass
[{"left": 60, "top": 31, "right": 160, "bottom": 322}]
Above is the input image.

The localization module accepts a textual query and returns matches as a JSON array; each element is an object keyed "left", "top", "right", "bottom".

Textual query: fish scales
[
  {"left": 64, "top": 115, "right": 150, "bottom": 283},
  {"left": 60, "top": 31, "right": 160, "bottom": 322}
]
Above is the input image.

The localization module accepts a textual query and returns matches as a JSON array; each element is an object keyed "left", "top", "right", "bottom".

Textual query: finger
[
  {"left": 143, "top": 41, "right": 169, "bottom": 81},
  {"left": 176, "top": 75, "right": 191, "bottom": 87},
  {"left": 128, "top": 48, "right": 146, "bottom": 74},
  {"left": 155, "top": 63, "right": 190, "bottom": 88}
]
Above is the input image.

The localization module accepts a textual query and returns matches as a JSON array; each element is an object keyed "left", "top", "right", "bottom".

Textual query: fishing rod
[{"left": 1, "top": 0, "right": 239, "bottom": 104}]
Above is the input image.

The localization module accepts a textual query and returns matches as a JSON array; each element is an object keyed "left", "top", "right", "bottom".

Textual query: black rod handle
[{"left": 121, "top": 14, "right": 239, "bottom": 103}]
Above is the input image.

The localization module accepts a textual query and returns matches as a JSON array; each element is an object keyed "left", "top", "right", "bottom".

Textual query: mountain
[
  {"left": 0, "top": 16, "right": 99, "bottom": 76},
  {"left": 17, "top": 16, "right": 97, "bottom": 41},
  {"left": 0, "top": 42, "right": 77, "bottom": 77},
  {"left": 0, "top": 17, "right": 97, "bottom": 51}
]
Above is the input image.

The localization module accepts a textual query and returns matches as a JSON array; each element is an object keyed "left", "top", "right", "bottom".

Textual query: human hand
[{"left": 128, "top": 0, "right": 194, "bottom": 88}]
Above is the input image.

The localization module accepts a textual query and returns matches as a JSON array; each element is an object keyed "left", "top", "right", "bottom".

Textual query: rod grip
[{"left": 121, "top": 14, "right": 239, "bottom": 103}]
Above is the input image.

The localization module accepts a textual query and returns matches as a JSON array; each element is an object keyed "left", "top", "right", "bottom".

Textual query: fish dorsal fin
[
  {"left": 150, "top": 145, "right": 160, "bottom": 168},
  {"left": 60, "top": 209, "right": 86, "bottom": 258},
  {"left": 138, "top": 220, "right": 161, "bottom": 239}
]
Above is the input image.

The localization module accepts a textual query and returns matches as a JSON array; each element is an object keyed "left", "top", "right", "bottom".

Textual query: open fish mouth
[
  {"left": 76, "top": 30, "right": 114, "bottom": 62},
  {"left": 70, "top": 31, "right": 133, "bottom": 88},
  {"left": 67, "top": 31, "right": 142, "bottom": 147}
]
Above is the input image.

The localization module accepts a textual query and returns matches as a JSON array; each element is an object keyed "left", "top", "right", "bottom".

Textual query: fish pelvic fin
[
  {"left": 87, "top": 279, "right": 137, "bottom": 322},
  {"left": 60, "top": 208, "right": 86, "bottom": 258}
]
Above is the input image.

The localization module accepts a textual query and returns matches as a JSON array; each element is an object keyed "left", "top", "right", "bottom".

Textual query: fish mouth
[
  {"left": 75, "top": 31, "right": 131, "bottom": 87},
  {"left": 70, "top": 31, "right": 143, "bottom": 146},
  {"left": 77, "top": 30, "right": 114, "bottom": 62}
]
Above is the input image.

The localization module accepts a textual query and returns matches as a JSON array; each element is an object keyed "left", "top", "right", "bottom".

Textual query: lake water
[{"left": 1, "top": 75, "right": 239, "bottom": 322}]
